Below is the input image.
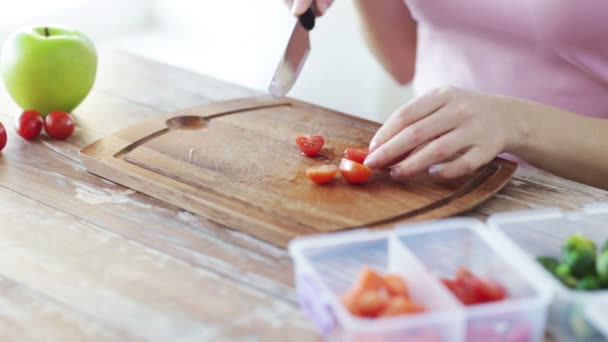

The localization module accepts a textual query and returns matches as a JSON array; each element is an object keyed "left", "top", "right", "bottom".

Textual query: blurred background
[{"left": 0, "top": 0, "right": 413, "bottom": 122}]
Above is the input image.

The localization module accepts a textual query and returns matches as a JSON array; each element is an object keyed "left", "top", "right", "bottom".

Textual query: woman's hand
[
  {"left": 364, "top": 86, "right": 529, "bottom": 179},
  {"left": 288, "top": 0, "right": 333, "bottom": 16}
]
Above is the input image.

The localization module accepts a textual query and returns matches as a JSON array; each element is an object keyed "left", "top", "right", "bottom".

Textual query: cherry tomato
[
  {"left": 441, "top": 267, "right": 507, "bottom": 305},
  {"left": 306, "top": 165, "right": 338, "bottom": 184},
  {"left": 0, "top": 122, "right": 6, "bottom": 151},
  {"left": 479, "top": 278, "right": 507, "bottom": 302},
  {"left": 379, "top": 296, "right": 425, "bottom": 317},
  {"left": 344, "top": 147, "right": 369, "bottom": 164},
  {"left": 44, "top": 111, "right": 75, "bottom": 140},
  {"left": 295, "top": 135, "right": 324, "bottom": 157},
  {"left": 351, "top": 289, "right": 389, "bottom": 317},
  {"left": 383, "top": 274, "right": 409, "bottom": 298},
  {"left": 340, "top": 158, "right": 372, "bottom": 184},
  {"left": 15, "top": 110, "right": 43, "bottom": 140}
]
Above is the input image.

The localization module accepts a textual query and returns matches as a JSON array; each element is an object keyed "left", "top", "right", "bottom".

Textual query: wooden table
[{"left": 0, "top": 51, "right": 606, "bottom": 341}]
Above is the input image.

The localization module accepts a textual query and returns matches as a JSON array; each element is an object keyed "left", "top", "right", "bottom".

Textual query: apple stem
[{"left": 44, "top": 27, "right": 50, "bottom": 37}]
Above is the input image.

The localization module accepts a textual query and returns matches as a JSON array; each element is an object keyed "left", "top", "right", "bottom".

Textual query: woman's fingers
[
  {"left": 429, "top": 146, "right": 494, "bottom": 179},
  {"left": 390, "top": 130, "right": 471, "bottom": 178},
  {"left": 291, "top": 0, "right": 313, "bottom": 15},
  {"left": 368, "top": 87, "right": 451, "bottom": 152},
  {"left": 291, "top": 0, "right": 332, "bottom": 16},
  {"left": 364, "top": 103, "right": 461, "bottom": 169},
  {"left": 316, "top": 0, "right": 333, "bottom": 15}
]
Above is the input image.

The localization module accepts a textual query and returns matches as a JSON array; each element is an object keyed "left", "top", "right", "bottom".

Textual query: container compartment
[
  {"left": 393, "top": 219, "right": 550, "bottom": 342},
  {"left": 290, "top": 230, "right": 464, "bottom": 341},
  {"left": 489, "top": 208, "right": 608, "bottom": 342}
]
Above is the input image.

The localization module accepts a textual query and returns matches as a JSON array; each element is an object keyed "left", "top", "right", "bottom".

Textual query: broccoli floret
[
  {"left": 575, "top": 276, "right": 601, "bottom": 291},
  {"left": 561, "top": 234, "right": 597, "bottom": 277},
  {"left": 555, "top": 264, "right": 577, "bottom": 288}
]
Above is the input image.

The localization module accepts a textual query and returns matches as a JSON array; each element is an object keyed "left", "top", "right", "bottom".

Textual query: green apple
[{"left": 1, "top": 26, "right": 97, "bottom": 115}]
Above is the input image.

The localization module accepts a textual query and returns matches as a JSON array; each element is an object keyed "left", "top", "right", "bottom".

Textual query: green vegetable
[
  {"left": 537, "top": 256, "right": 559, "bottom": 274},
  {"left": 597, "top": 250, "right": 608, "bottom": 286},
  {"left": 575, "top": 275, "right": 601, "bottom": 291},
  {"left": 555, "top": 264, "right": 576, "bottom": 288},
  {"left": 561, "top": 234, "right": 597, "bottom": 277},
  {"left": 556, "top": 264, "right": 571, "bottom": 278},
  {"left": 602, "top": 240, "right": 608, "bottom": 253}
]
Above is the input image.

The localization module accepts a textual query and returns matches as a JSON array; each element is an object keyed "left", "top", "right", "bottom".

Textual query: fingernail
[
  {"left": 390, "top": 167, "right": 401, "bottom": 178},
  {"left": 364, "top": 154, "right": 376, "bottom": 168},
  {"left": 429, "top": 164, "right": 444, "bottom": 176},
  {"left": 369, "top": 140, "right": 378, "bottom": 152}
]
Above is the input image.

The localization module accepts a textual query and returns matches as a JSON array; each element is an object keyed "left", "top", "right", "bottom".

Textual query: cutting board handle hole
[{"left": 166, "top": 116, "right": 209, "bottom": 130}]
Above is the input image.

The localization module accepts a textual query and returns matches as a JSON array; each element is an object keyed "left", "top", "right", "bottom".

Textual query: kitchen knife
[{"left": 268, "top": 8, "right": 315, "bottom": 97}]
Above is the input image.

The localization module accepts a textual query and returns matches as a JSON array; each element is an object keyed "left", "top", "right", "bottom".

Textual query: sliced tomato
[
  {"left": 380, "top": 296, "right": 425, "bottom": 317},
  {"left": 341, "top": 267, "right": 385, "bottom": 315},
  {"left": 348, "top": 267, "right": 385, "bottom": 293},
  {"left": 479, "top": 278, "right": 507, "bottom": 302},
  {"left": 442, "top": 268, "right": 507, "bottom": 305},
  {"left": 383, "top": 274, "right": 409, "bottom": 298},
  {"left": 350, "top": 289, "right": 389, "bottom": 317},
  {"left": 295, "top": 135, "right": 324, "bottom": 157},
  {"left": 340, "top": 158, "right": 372, "bottom": 184},
  {"left": 305, "top": 165, "right": 338, "bottom": 184},
  {"left": 344, "top": 147, "right": 369, "bottom": 164}
]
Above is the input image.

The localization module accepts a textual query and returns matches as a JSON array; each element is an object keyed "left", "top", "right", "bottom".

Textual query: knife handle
[{"left": 299, "top": 8, "right": 315, "bottom": 31}]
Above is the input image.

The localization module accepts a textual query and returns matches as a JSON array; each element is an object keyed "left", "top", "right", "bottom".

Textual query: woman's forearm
[
  {"left": 510, "top": 100, "right": 608, "bottom": 189},
  {"left": 353, "top": 0, "right": 417, "bottom": 85}
]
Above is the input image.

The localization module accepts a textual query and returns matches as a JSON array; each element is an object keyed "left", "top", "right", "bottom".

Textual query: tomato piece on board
[
  {"left": 379, "top": 296, "right": 425, "bottom": 317},
  {"left": 383, "top": 274, "right": 409, "bottom": 298},
  {"left": 306, "top": 165, "right": 338, "bottom": 184},
  {"left": 15, "top": 110, "right": 43, "bottom": 140},
  {"left": 44, "top": 111, "right": 75, "bottom": 140},
  {"left": 295, "top": 135, "right": 324, "bottom": 156},
  {"left": 344, "top": 147, "right": 369, "bottom": 164},
  {"left": 0, "top": 122, "right": 6, "bottom": 151},
  {"left": 340, "top": 158, "right": 372, "bottom": 184}
]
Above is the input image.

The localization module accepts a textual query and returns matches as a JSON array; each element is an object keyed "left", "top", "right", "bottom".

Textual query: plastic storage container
[
  {"left": 488, "top": 206, "right": 608, "bottom": 342},
  {"left": 289, "top": 218, "right": 551, "bottom": 342}
]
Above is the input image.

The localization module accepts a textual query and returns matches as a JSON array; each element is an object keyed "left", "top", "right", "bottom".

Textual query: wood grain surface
[
  {"left": 80, "top": 96, "right": 516, "bottom": 247},
  {"left": 0, "top": 50, "right": 604, "bottom": 341}
]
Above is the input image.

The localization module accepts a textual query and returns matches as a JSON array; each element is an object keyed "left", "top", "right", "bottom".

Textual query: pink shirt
[{"left": 405, "top": 0, "right": 608, "bottom": 118}]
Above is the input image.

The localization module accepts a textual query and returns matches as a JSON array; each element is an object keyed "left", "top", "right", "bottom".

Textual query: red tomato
[
  {"left": 15, "top": 110, "right": 43, "bottom": 140},
  {"left": 305, "top": 165, "right": 338, "bottom": 184},
  {"left": 442, "top": 267, "right": 507, "bottom": 305},
  {"left": 0, "top": 122, "right": 6, "bottom": 151},
  {"left": 344, "top": 147, "right": 369, "bottom": 164},
  {"left": 340, "top": 158, "right": 372, "bottom": 184},
  {"left": 44, "top": 111, "right": 75, "bottom": 140},
  {"left": 352, "top": 289, "right": 389, "bottom": 317},
  {"left": 379, "top": 296, "right": 425, "bottom": 317},
  {"left": 383, "top": 274, "right": 409, "bottom": 298},
  {"left": 295, "top": 135, "right": 324, "bottom": 157},
  {"left": 479, "top": 278, "right": 507, "bottom": 302}
]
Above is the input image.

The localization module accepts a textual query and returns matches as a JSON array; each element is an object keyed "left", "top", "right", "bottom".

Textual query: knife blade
[{"left": 268, "top": 8, "right": 315, "bottom": 97}]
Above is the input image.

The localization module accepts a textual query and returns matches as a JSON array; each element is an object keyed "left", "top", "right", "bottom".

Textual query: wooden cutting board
[{"left": 80, "top": 97, "right": 516, "bottom": 247}]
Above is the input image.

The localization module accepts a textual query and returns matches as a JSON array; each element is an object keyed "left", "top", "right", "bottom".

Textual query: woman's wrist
[{"left": 502, "top": 97, "right": 539, "bottom": 158}]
